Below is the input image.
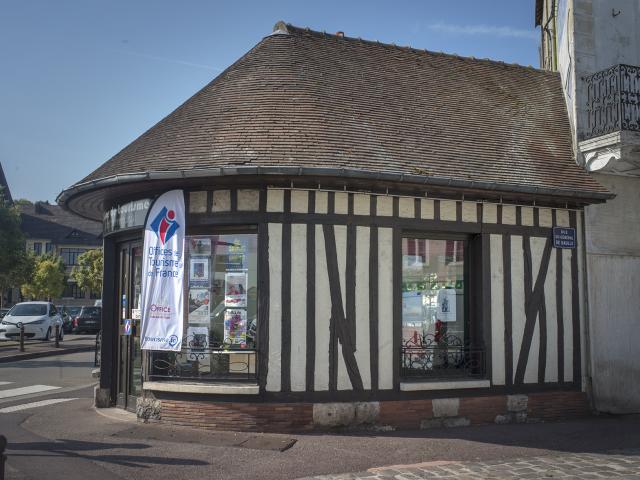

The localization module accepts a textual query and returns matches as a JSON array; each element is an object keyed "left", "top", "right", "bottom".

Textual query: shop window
[
  {"left": 401, "top": 236, "right": 483, "bottom": 379},
  {"left": 150, "top": 231, "right": 258, "bottom": 383}
]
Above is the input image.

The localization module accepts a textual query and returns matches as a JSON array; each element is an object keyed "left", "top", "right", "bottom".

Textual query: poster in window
[
  {"left": 188, "top": 289, "right": 210, "bottom": 324},
  {"left": 224, "top": 272, "right": 247, "bottom": 307},
  {"left": 224, "top": 309, "right": 247, "bottom": 347},
  {"left": 189, "top": 237, "right": 211, "bottom": 256},
  {"left": 226, "top": 239, "right": 245, "bottom": 269},
  {"left": 187, "top": 326, "right": 209, "bottom": 354},
  {"left": 189, "top": 257, "right": 210, "bottom": 287},
  {"left": 436, "top": 288, "right": 457, "bottom": 322},
  {"left": 186, "top": 326, "right": 211, "bottom": 371}
]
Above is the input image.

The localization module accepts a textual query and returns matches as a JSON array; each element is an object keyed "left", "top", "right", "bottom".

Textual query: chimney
[{"left": 336, "top": 31, "right": 344, "bottom": 37}]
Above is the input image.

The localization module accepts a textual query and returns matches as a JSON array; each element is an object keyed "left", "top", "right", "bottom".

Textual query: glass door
[{"left": 116, "top": 241, "right": 143, "bottom": 411}]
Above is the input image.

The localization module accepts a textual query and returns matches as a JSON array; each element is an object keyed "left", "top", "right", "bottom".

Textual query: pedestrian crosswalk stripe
[
  {"left": 0, "top": 382, "right": 12, "bottom": 386},
  {"left": 0, "top": 398, "right": 77, "bottom": 413},
  {"left": 0, "top": 385, "right": 60, "bottom": 399}
]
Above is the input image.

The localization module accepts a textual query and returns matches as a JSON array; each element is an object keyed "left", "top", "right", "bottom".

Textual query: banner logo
[{"left": 150, "top": 207, "right": 180, "bottom": 245}]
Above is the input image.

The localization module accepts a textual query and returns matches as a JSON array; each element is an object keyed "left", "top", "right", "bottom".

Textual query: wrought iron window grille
[
  {"left": 149, "top": 332, "right": 257, "bottom": 383},
  {"left": 400, "top": 333, "right": 485, "bottom": 379},
  {"left": 583, "top": 64, "right": 640, "bottom": 140}
]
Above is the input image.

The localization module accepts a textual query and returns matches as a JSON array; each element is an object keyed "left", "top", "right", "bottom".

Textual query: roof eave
[{"left": 57, "top": 166, "right": 615, "bottom": 219}]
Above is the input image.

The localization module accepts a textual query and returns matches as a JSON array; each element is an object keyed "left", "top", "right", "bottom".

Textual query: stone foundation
[{"left": 145, "top": 391, "right": 590, "bottom": 432}]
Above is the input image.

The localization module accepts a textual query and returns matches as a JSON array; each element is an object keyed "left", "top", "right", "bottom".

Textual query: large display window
[
  {"left": 149, "top": 230, "right": 258, "bottom": 383},
  {"left": 400, "top": 235, "right": 481, "bottom": 379}
]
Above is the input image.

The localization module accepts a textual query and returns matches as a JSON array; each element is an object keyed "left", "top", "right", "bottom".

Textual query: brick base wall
[{"left": 150, "top": 391, "right": 590, "bottom": 432}]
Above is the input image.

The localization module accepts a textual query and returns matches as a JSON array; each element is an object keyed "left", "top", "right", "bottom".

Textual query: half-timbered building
[{"left": 58, "top": 22, "right": 612, "bottom": 430}]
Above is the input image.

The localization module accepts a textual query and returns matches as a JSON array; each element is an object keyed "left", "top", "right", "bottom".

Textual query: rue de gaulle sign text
[{"left": 553, "top": 227, "right": 576, "bottom": 249}]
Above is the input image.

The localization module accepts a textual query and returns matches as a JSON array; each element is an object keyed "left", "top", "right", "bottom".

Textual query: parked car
[
  {"left": 57, "top": 305, "right": 82, "bottom": 333},
  {"left": 0, "top": 302, "right": 63, "bottom": 341},
  {"left": 72, "top": 306, "right": 102, "bottom": 334}
]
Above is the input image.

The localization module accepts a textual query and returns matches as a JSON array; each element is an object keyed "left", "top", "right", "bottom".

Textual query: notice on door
[{"left": 140, "top": 190, "right": 185, "bottom": 351}]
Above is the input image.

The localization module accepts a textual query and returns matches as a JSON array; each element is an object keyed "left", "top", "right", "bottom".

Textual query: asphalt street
[{"left": 2, "top": 351, "right": 640, "bottom": 479}]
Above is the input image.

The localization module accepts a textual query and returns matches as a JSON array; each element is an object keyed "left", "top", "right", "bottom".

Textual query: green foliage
[
  {"left": 21, "top": 255, "right": 66, "bottom": 301},
  {"left": 0, "top": 196, "right": 31, "bottom": 293},
  {"left": 71, "top": 248, "right": 103, "bottom": 295},
  {"left": 12, "top": 199, "right": 33, "bottom": 206}
]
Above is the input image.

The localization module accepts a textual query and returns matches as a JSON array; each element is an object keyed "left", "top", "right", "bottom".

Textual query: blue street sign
[
  {"left": 123, "top": 319, "right": 132, "bottom": 336},
  {"left": 553, "top": 227, "right": 576, "bottom": 249}
]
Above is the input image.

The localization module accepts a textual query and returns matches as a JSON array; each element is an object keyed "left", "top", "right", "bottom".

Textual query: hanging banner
[{"left": 140, "top": 190, "right": 185, "bottom": 351}]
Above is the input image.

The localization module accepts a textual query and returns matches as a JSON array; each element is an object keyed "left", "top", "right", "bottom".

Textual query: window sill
[
  {"left": 400, "top": 379, "right": 490, "bottom": 391},
  {"left": 143, "top": 381, "right": 259, "bottom": 395}
]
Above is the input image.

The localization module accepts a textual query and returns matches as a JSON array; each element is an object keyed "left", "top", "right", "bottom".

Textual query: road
[{"left": 2, "top": 350, "right": 640, "bottom": 479}]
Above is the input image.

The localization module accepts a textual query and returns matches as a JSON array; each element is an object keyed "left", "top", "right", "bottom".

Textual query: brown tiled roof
[{"left": 71, "top": 22, "right": 608, "bottom": 200}]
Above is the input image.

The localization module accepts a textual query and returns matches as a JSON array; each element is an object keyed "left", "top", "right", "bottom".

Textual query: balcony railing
[
  {"left": 400, "top": 333, "right": 485, "bottom": 380},
  {"left": 149, "top": 333, "right": 257, "bottom": 383},
  {"left": 583, "top": 64, "right": 640, "bottom": 140}
]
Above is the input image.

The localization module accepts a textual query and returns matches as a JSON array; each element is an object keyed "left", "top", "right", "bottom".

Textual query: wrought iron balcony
[
  {"left": 400, "top": 333, "right": 485, "bottom": 380},
  {"left": 583, "top": 64, "right": 640, "bottom": 140}
]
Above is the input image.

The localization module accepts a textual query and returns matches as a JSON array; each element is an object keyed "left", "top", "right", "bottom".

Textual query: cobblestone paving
[{"left": 299, "top": 449, "right": 640, "bottom": 479}]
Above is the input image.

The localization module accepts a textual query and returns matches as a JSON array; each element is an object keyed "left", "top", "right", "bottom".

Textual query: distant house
[{"left": 18, "top": 201, "right": 103, "bottom": 306}]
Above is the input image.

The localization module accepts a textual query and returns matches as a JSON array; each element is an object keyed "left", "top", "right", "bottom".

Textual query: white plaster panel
[
  {"left": 511, "top": 236, "right": 525, "bottom": 379},
  {"left": 490, "top": 234, "right": 505, "bottom": 386},
  {"left": 483, "top": 203, "right": 497, "bottom": 224},
  {"left": 212, "top": 190, "right": 230, "bottom": 212},
  {"left": 461, "top": 202, "right": 477, "bottom": 223},
  {"left": 377, "top": 228, "right": 394, "bottom": 390},
  {"left": 267, "top": 189, "right": 284, "bottom": 212},
  {"left": 237, "top": 189, "right": 260, "bottom": 211},
  {"left": 502, "top": 205, "right": 517, "bottom": 225},
  {"left": 291, "top": 190, "right": 309, "bottom": 213},
  {"left": 440, "top": 200, "right": 457, "bottom": 222},
  {"left": 314, "top": 225, "right": 330, "bottom": 391},
  {"left": 398, "top": 197, "right": 414, "bottom": 218},
  {"left": 355, "top": 226, "right": 371, "bottom": 390},
  {"left": 189, "top": 191, "right": 207, "bottom": 213},
  {"left": 334, "top": 192, "right": 349, "bottom": 215},
  {"left": 266, "top": 223, "right": 283, "bottom": 392},
  {"left": 290, "top": 224, "right": 307, "bottom": 391},
  {"left": 376, "top": 196, "right": 393, "bottom": 216},
  {"left": 521, "top": 207, "right": 534, "bottom": 226},
  {"left": 420, "top": 199, "right": 434, "bottom": 220},
  {"left": 556, "top": 209, "right": 570, "bottom": 227},
  {"left": 545, "top": 247, "right": 558, "bottom": 383},
  {"left": 353, "top": 194, "right": 370, "bottom": 216},
  {"left": 562, "top": 249, "right": 573, "bottom": 382},
  {"left": 524, "top": 237, "right": 546, "bottom": 384},
  {"left": 539, "top": 208, "right": 553, "bottom": 227},
  {"left": 315, "top": 191, "right": 329, "bottom": 214},
  {"left": 334, "top": 225, "right": 351, "bottom": 390}
]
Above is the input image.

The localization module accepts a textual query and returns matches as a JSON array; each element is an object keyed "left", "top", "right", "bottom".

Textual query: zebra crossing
[{"left": 0, "top": 382, "right": 77, "bottom": 413}]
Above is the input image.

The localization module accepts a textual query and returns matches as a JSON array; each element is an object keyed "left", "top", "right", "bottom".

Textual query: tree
[
  {"left": 21, "top": 255, "right": 66, "bottom": 301},
  {"left": 0, "top": 195, "right": 32, "bottom": 307},
  {"left": 71, "top": 248, "right": 103, "bottom": 296}
]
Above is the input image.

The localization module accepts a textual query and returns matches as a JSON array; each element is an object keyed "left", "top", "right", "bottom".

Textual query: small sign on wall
[{"left": 553, "top": 227, "right": 576, "bottom": 249}]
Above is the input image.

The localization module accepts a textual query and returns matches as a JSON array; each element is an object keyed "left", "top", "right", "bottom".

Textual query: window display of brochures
[{"left": 188, "top": 237, "right": 212, "bottom": 324}]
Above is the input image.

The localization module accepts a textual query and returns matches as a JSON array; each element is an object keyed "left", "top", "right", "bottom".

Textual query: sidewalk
[
  {"left": 0, "top": 335, "right": 96, "bottom": 363},
  {"left": 6, "top": 396, "right": 640, "bottom": 480}
]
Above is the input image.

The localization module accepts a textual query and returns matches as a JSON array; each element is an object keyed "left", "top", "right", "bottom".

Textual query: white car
[{"left": 0, "top": 302, "right": 64, "bottom": 341}]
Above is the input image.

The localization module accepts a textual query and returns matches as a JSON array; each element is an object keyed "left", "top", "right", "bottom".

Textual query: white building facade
[{"left": 537, "top": 0, "right": 640, "bottom": 413}]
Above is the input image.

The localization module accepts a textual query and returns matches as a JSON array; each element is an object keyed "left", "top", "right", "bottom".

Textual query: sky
[{"left": 0, "top": 0, "right": 541, "bottom": 203}]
